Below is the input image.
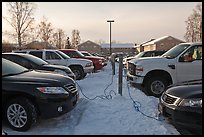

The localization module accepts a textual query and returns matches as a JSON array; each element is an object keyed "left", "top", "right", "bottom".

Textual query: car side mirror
[{"left": 179, "top": 56, "right": 184, "bottom": 62}]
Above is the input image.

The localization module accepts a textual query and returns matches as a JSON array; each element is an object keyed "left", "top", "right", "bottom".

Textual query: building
[
  {"left": 140, "top": 36, "right": 185, "bottom": 52},
  {"left": 134, "top": 39, "right": 155, "bottom": 52},
  {"left": 24, "top": 41, "right": 56, "bottom": 49},
  {"left": 2, "top": 43, "right": 19, "bottom": 53},
  {"left": 101, "top": 43, "right": 137, "bottom": 56},
  {"left": 77, "top": 40, "right": 101, "bottom": 54}
]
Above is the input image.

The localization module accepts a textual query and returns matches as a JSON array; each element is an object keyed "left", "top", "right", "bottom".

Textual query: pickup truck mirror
[{"left": 178, "top": 56, "right": 184, "bottom": 62}]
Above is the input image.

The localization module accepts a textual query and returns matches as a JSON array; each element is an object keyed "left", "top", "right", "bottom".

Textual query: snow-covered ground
[{"left": 2, "top": 61, "right": 180, "bottom": 135}]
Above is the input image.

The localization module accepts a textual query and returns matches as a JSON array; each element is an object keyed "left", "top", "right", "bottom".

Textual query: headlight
[
  {"left": 37, "top": 87, "right": 69, "bottom": 94},
  {"left": 135, "top": 65, "right": 143, "bottom": 75},
  {"left": 179, "top": 98, "right": 202, "bottom": 108},
  {"left": 98, "top": 59, "right": 103, "bottom": 64},
  {"left": 85, "top": 62, "right": 93, "bottom": 67},
  {"left": 54, "top": 69, "right": 69, "bottom": 77}
]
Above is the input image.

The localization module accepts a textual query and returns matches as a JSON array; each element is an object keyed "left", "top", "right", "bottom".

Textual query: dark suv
[
  {"left": 2, "top": 58, "right": 79, "bottom": 131},
  {"left": 158, "top": 79, "right": 202, "bottom": 135}
]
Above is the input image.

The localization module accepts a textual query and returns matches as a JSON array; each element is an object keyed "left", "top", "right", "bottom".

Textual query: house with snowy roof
[{"left": 137, "top": 36, "right": 185, "bottom": 52}]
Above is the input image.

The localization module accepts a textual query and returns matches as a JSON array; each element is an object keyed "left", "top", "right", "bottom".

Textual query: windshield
[
  {"left": 2, "top": 58, "right": 29, "bottom": 77},
  {"left": 134, "top": 52, "right": 145, "bottom": 58},
  {"left": 82, "top": 52, "right": 92, "bottom": 56},
  {"left": 56, "top": 50, "right": 70, "bottom": 59},
  {"left": 25, "top": 54, "right": 49, "bottom": 65},
  {"left": 76, "top": 50, "right": 85, "bottom": 57},
  {"left": 162, "top": 43, "right": 190, "bottom": 59}
]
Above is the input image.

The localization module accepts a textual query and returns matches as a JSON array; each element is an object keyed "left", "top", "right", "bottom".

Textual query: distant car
[
  {"left": 123, "top": 50, "right": 166, "bottom": 66},
  {"left": 60, "top": 49, "right": 106, "bottom": 70},
  {"left": 80, "top": 51, "right": 107, "bottom": 66},
  {"left": 2, "top": 53, "right": 76, "bottom": 80},
  {"left": 2, "top": 58, "right": 79, "bottom": 131},
  {"left": 13, "top": 49, "right": 94, "bottom": 80},
  {"left": 158, "top": 79, "right": 202, "bottom": 135}
]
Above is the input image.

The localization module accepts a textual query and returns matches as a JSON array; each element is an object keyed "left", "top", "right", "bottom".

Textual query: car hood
[
  {"left": 165, "top": 84, "right": 202, "bottom": 98},
  {"left": 43, "top": 64, "right": 71, "bottom": 71},
  {"left": 129, "top": 56, "right": 167, "bottom": 64},
  {"left": 3, "top": 70, "right": 74, "bottom": 86},
  {"left": 85, "top": 56, "right": 103, "bottom": 60},
  {"left": 68, "top": 58, "right": 92, "bottom": 63}
]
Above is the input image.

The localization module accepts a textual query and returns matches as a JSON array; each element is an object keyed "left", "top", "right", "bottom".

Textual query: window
[
  {"left": 29, "top": 51, "right": 43, "bottom": 59},
  {"left": 180, "top": 45, "right": 202, "bottom": 62},
  {"left": 45, "top": 51, "right": 61, "bottom": 60}
]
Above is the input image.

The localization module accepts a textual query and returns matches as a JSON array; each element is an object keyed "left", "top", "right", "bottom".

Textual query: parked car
[
  {"left": 2, "top": 53, "right": 76, "bottom": 80},
  {"left": 123, "top": 50, "right": 166, "bottom": 66},
  {"left": 158, "top": 79, "right": 202, "bottom": 135},
  {"left": 59, "top": 49, "right": 106, "bottom": 70},
  {"left": 80, "top": 50, "right": 107, "bottom": 66},
  {"left": 127, "top": 42, "right": 202, "bottom": 97},
  {"left": 13, "top": 49, "right": 94, "bottom": 80},
  {"left": 2, "top": 58, "right": 79, "bottom": 131}
]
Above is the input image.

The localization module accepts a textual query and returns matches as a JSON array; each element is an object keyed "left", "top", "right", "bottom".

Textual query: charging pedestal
[
  {"left": 118, "top": 54, "right": 123, "bottom": 96},
  {"left": 110, "top": 53, "right": 116, "bottom": 75}
]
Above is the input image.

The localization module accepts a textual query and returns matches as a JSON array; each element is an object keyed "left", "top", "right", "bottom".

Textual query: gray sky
[{"left": 2, "top": 2, "right": 200, "bottom": 44}]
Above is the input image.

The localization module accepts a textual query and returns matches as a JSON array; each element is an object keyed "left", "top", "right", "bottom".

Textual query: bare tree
[
  {"left": 65, "top": 37, "right": 72, "bottom": 49},
  {"left": 184, "top": 3, "right": 202, "bottom": 42},
  {"left": 52, "top": 29, "right": 66, "bottom": 49},
  {"left": 71, "top": 29, "right": 81, "bottom": 49},
  {"left": 3, "top": 2, "right": 36, "bottom": 47},
  {"left": 37, "top": 16, "right": 53, "bottom": 44}
]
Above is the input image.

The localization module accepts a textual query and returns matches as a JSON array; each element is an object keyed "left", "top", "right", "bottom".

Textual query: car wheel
[
  {"left": 70, "top": 66, "right": 84, "bottom": 80},
  {"left": 83, "top": 73, "right": 87, "bottom": 78},
  {"left": 145, "top": 76, "right": 168, "bottom": 97},
  {"left": 5, "top": 97, "right": 37, "bottom": 131}
]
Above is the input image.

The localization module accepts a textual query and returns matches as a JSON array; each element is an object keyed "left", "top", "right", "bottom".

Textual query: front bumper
[
  {"left": 84, "top": 66, "right": 94, "bottom": 73},
  {"left": 126, "top": 73, "right": 144, "bottom": 84},
  {"left": 158, "top": 101, "right": 202, "bottom": 132},
  {"left": 36, "top": 92, "right": 79, "bottom": 119}
]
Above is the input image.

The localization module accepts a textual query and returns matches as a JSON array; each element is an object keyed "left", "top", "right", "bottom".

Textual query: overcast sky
[{"left": 2, "top": 2, "right": 200, "bottom": 44}]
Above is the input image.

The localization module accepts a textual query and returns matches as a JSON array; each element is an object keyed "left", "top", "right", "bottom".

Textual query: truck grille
[
  {"left": 162, "top": 93, "right": 177, "bottom": 104},
  {"left": 64, "top": 84, "right": 77, "bottom": 93},
  {"left": 127, "top": 62, "right": 136, "bottom": 75}
]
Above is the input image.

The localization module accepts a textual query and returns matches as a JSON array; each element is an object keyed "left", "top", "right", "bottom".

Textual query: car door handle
[{"left": 168, "top": 64, "right": 175, "bottom": 69}]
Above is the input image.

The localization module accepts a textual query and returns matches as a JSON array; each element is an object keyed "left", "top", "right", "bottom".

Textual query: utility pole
[{"left": 107, "top": 20, "right": 114, "bottom": 56}]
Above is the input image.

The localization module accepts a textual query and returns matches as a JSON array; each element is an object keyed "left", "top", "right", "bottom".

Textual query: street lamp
[{"left": 107, "top": 20, "right": 114, "bottom": 55}]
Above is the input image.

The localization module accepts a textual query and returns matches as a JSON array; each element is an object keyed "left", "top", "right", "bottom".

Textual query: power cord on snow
[
  {"left": 76, "top": 74, "right": 116, "bottom": 100},
  {"left": 126, "top": 74, "right": 164, "bottom": 122}
]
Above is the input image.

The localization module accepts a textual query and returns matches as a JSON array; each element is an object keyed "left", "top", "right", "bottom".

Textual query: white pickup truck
[
  {"left": 127, "top": 42, "right": 202, "bottom": 97},
  {"left": 13, "top": 49, "right": 94, "bottom": 80}
]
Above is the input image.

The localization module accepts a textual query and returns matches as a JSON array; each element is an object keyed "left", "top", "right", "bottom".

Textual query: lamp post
[{"left": 107, "top": 20, "right": 114, "bottom": 55}]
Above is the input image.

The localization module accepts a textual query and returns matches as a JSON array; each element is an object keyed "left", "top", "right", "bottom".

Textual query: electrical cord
[
  {"left": 76, "top": 74, "right": 116, "bottom": 100},
  {"left": 125, "top": 73, "right": 164, "bottom": 122}
]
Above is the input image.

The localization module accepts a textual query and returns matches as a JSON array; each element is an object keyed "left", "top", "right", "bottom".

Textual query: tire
[
  {"left": 70, "top": 66, "right": 84, "bottom": 80},
  {"left": 145, "top": 76, "right": 169, "bottom": 97},
  {"left": 83, "top": 73, "right": 87, "bottom": 78},
  {"left": 5, "top": 97, "right": 37, "bottom": 131}
]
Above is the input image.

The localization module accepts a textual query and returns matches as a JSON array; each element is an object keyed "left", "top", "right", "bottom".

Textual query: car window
[
  {"left": 45, "top": 51, "right": 61, "bottom": 60},
  {"left": 67, "top": 51, "right": 80, "bottom": 58},
  {"left": 142, "top": 52, "right": 151, "bottom": 57},
  {"left": 29, "top": 51, "right": 43, "bottom": 59},
  {"left": 56, "top": 50, "right": 70, "bottom": 59},
  {"left": 2, "top": 58, "right": 28, "bottom": 76},
  {"left": 179, "top": 45, "right": 202, "bottom": 62}
]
